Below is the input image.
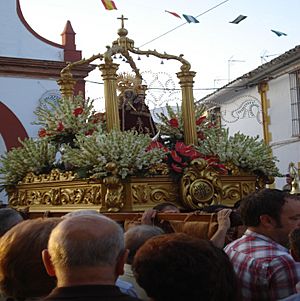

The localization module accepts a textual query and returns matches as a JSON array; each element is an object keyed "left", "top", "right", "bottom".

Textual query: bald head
[
  {"left": 61, "top": 209, "right": 101, "bottom": 219},
  {"left": 48, "top": 215, "right": 124, "bottom": 269}
]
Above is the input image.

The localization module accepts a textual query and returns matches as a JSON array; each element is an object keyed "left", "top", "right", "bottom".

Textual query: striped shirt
[{"left": 224, "top": 230, "right": 300, "bottom": 301}]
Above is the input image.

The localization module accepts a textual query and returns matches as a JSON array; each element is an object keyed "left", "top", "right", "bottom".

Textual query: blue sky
[{"left": 20, "top": 0, "right": 300, "bottom": 107}]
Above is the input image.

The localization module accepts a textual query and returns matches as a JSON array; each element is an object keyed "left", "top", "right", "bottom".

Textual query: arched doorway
[{"left": 0, "top": 102, "right": 28, "bottom": 150}]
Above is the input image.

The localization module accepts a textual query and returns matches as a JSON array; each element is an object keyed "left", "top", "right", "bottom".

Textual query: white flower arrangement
[
  {"left": 0, "top": 139, "right": 57, "bottom": 189},
  {"left": 33, "top": 95, "right": 105, "bottom": 144},
  {"left": 195, "top": 128, "right": 280, "bottom": 177},
  {"left": 62, "top": 130, "right": 167, "bottom": 179}
]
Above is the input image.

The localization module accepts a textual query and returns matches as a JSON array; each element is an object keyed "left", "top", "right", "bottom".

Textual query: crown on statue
[{"left": 116, "top": 72, "right": 147, "bottom": 95}]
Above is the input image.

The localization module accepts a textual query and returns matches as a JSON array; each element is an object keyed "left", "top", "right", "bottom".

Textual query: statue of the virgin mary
[{"left": 117, "top": 73, "right": 157, "bottom": 137}]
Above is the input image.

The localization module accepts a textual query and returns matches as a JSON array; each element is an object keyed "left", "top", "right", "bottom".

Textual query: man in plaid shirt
[{"left": 224, "top": 189, "right": 300, "bottom": 301}]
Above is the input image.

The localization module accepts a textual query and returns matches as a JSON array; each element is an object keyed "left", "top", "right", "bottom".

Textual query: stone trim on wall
[{"left": 0, "top": 56, "right": 93, "bottom": 79}]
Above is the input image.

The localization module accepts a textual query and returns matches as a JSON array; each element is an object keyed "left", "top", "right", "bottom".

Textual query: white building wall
[
  {"left": 0, "top": 76, "right": 60, "bottom": 203},
  {"left": 268, "top": 74, "right": 300, "bottom": 188},
  {"left": 0, "top": 76, "right": 60, "bottom": 139},
  {"left": 0, "top": 0, "right": 65, "bottom": 203},
  {"left": 0, "top": 0, "right": 64, "bottom": 61},
  {"left": 220, "top": 87, "right": 264, "bottom": 138},
  {"left": 217, "top": 84, "right": 292, "bottom": 190},
  {"left": 268, "top": 75, "right": 293, "bottom": 142}
]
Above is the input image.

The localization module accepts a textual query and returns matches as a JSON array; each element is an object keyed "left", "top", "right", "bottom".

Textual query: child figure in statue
[{"left": 117, "top": 73, "right": 157, "bottom": 137}]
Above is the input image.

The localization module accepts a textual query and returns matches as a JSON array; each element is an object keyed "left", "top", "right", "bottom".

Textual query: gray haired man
[{"left": 42, "top": 215, "right": 141, "bottom": 301}]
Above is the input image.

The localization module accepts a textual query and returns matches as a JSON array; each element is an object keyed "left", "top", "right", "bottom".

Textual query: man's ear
[
  {"left": 115, "top": 249, "right": 129, "bottom": 277},
  {"left": 42, "top": 249, "right": 56, "bottom": 277},
  {"left": 260, "top": 214, "right": 277, "bottom": 229}
]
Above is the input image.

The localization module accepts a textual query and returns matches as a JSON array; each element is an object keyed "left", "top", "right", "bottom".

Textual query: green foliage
[
  {"left": 195, "top": 128, "right": 280, "bottom": 177},
  {"left": 0, "top": 139, "right": 57, "bottom": 189},
  {"left": 62, "top": 130, "right": 167, "bottom": 179}
]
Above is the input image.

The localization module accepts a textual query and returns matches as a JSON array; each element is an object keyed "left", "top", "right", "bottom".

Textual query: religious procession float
[{"left": 0, "top": 16, "right": 280, "bottom": 216}]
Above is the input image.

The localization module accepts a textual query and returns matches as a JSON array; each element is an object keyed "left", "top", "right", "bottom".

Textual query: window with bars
[{"left": 290, "top": 70, "right": 300, "bottom": 136}]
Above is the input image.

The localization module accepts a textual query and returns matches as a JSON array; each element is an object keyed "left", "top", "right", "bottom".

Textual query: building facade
[
  {"left": 200, "top": 45, "right": 300, "bottom": 189},
  {"left": 0, "top": 0, "right": 93, "bottom": 202}
]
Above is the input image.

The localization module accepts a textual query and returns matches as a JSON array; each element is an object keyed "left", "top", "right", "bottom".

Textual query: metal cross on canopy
[{"left": 117, "top": 15, "right": 128, "bottom": 29}]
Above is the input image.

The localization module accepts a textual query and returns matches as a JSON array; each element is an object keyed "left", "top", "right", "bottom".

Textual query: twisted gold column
[
  {"left": 177, "top": 70, "right": 197, "bottom": 146},
  {"left": 99, "top": 63, "right": 120, "bottom": 131}
]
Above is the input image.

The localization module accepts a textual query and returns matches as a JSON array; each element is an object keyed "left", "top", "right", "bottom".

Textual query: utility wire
[
  {"left": 138, "top": 0, "right": 230, "bottom": 48},
  {"left": 85, "top": 80, "right": 247, "bottom": 91}
]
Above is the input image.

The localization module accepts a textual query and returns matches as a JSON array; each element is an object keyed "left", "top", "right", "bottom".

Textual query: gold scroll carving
[
  {"left": 9, "top": 168, "right": 262, "bottom": 214},
  {"left": 181, "top": 158, "right": 223, "bottom": 209}
]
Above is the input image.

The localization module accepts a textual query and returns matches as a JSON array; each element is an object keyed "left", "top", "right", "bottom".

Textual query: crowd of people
[{"left": 0, "top": 188, "right": 300, "bottom": 300}]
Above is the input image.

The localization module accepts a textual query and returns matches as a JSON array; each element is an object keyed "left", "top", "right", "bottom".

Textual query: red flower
[
  {"left": 205, "top": 156, "right": 219, "bottom": 164},
  {"left": 38, "top": 128, "right": 47, "bottom": 138},
  {"left": 169, "top": 118, "right": 179, "bottom": 128},
  {"left": 146, "top": 141, "right": 168, "bottom": 152},
  {"left": 174, "top": 142, "right": 196, "bottom": 157},
  {"left": 56, "top": 122, "right": 64, "bottom": 132},
  {"left": 201, "top": 155, "right": 228, "bottom": 174},
  {"left": 196, "top": 116, "right": 206, "bottom": 125},
  {"left": 170, "top": 150, "right": 182, "bottom": 163},
  {"left": 84, "top": 129, "right": 95, "bottom": 136},
  {"left": 175, "top": 141, "right": 185, "bottom": 152},
  {"left": 207, "top": 122, "right": 216, "bottom": 129},
  {"left": 207, "top": 161, "right": 228, "bottom": 175},
  {"left": 73, "top": 107, "right": 84, "bottom": 117},
  {"left": 217, "top": 164, "right": 228, "bottom": 174},
  {"left": 91, "top": 112, "right": 106, "bottom": 124},
  {"left": 174, "top": 142, "right": 201, "bottom": 160},
  {"left": 171, "top": 162, "right": 183, "bottom": 173},
  {"left": 197, "top": 131, "right": 205, "bottom": 140},
  {"left": 175, "top": 142, "right": 191, "bottom": 155},
  {"left": 187, "top": 150, "right": 202, "bottom": 160}
]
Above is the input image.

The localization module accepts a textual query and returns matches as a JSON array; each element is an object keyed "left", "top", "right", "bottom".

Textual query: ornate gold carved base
[
  {"left": 8, "top": 165, "right": 265, "bottom": 213},
  {"left": 180, "top": 159, "right": 261, "bottom": 209},
  {"left": 218, "top": 174, "right": 257, "bottom": 206},
  {"left": 8, "top": 170, "right": 180, "bottom": 213},
  {"left": 8, "top": 170, "right": 104, "bottom": 213}
]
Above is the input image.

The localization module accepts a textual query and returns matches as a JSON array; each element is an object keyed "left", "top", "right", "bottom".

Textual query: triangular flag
[
  {"left": 229, "top": 15, "right": 247, "bottom": 24},
  {"left": 165, "top": 10, "right": 181, "bottom": 19},
  {"left": 101, "top": 0, "right": 117, "bottom": 10},
  {"left": 271, "top": 29, "right": 287, "bottom": 37},
  {"left": 182, "top": 14, "right": 199, "bottom": 24}
]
